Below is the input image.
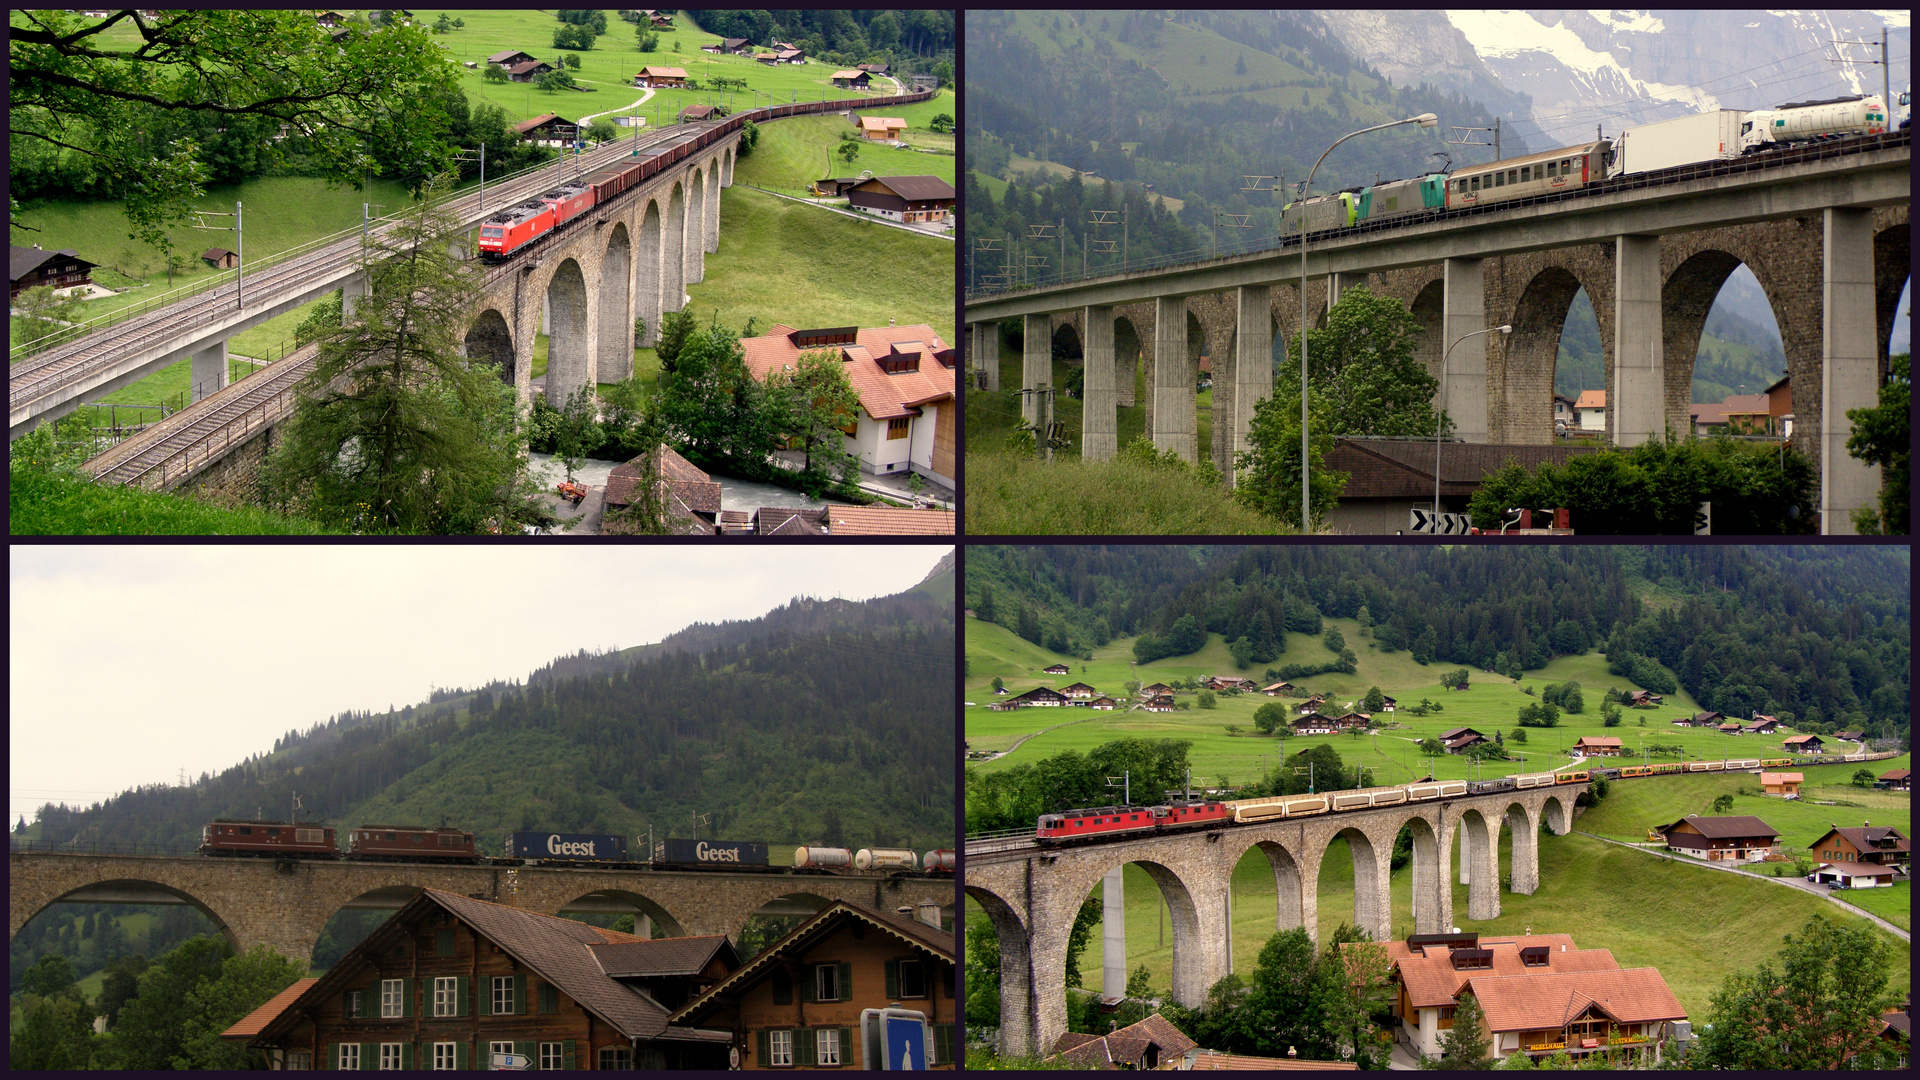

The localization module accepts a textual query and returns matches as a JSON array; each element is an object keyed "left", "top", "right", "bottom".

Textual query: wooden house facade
[
  {"left": 1657, "top": 815, "right": 1780, "bottom": 861},
  {"left": 1808, "top": 825, "right": 1910, "bottom": 871}
]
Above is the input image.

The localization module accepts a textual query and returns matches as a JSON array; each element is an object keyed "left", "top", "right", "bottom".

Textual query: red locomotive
[
  {"left": 200, "top": 819, "right": 338, "bottom": 858},
  {"left": 347, "top": 825, "right": 479, "bottom": 863},
  {"left": 1035, "top": 799, "right": 1232, "bottom": 841},
  {"left": 478, "top": 200, "right": 555, "bottom": 259},
  {"left": 538, "top": 181, "right": 595, "bottom": 228}
]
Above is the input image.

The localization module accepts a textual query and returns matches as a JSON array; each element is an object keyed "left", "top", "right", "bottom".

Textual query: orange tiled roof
[
  {"left": 220, "top": 978, "right": 318, "bottom": 1040},
  {"left": 1384, "top": 935, "right": 1617, "bottom": 1010},
  {"left": 1761, "top": 772, "right": 1804, "bottom": 785},
  {"left": 827, "top": 506, "right": 955, "bottom": 535},
  {"left": 739, "top": 324, "right": 953, "bottom": 422},
  {"left": 1574, "top": 389, "right": 1606, "bottom": 410},
  {"left": 1467, "top": 967, "right": 1687, "bottom": 1032}
]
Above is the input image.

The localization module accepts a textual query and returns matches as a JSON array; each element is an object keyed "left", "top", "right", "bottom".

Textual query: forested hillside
[
  {"left": 967, "top": 546, "right": 1909, "bottom": 740},
  {"left": 24, "top": 581, "right": 954, "bottom": 856}
]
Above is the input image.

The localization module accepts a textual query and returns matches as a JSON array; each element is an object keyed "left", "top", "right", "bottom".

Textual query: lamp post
[
  {"left": 1432, "top": 323, "right": 1512, "bottom": 525},
  {"left": 1298, "top": 113, "right": 1437, "bottom": 529}
]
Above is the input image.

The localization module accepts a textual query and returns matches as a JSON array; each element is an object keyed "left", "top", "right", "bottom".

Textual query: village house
[
  {"left": 10, "top": 244, "right": 100, "bottom": 299},
  {"left": 1088, "top": 696, "right": 1118, "bottom": 711},
  {"left": 1691, "top": 710, "right": 1727, "bottom": 727},
  {"left": 504, "top": 59, "right": 556, "bottom": 83},
  {"left": 845, "top": 176, "right": 956, "bottom": 225},
  {"left": 698, "top": 37, "right": 752, "bottom": 56},
  {"left": 1205, "top": 676, "right": 1258, "bottom": 692},
  {"left": 220, "top": 888, "right": 739, "bottom": 1069},
  {"left": 1292, "top": 713, "right": 1336, "bottom": 735},
  {"left": 1551, "top": 392, "right": 1577, "bottom": 432},
  {"left": 1050, "top": 1013, "right": 1196, "bottom": 1070},
  {"left": 1330, "top": 712, "right": 1372, "bottom": 731},
  {"left": 1760, "top": 771, "right": 1804, "bottom": 796},
  {"left": 1809, "top": 862, "right": 1900, "bottom": 889},
  {"left": 1763, "top": 373, "right": 1795, "bottom": 438},
  {"left": 1623, "top": 690, "right": 1663, "bottom": 707},
  {"left": 1379, "top": 695, "right": 1398, "bottom": 712},
  {"left": 1260, "top": 681, "right": 1294, "bottom": 696},
  {"left": 313, "top": 10, "right": 348, "bottom": 28},
  {"left": 635, "top": 65, "right": 688, "bottom": 88},
  {"left": 639, "top": 10, "right": 675, "bottom": 28},
  {"left": 858, "top": 63, "right": 891, "bottom": 77},
  {"left": 857, "top": 115, "right": 907, "bottom": 141},
  {"left": 1321, "top": 438, "right": 1598, "bottom": 533},
  {"left": 679, "top": 104, "right": 717, "bottom": 123},
  {"left": 600, "top": 445, "right": 721, "bottom": 536},
  {"left": 1783, "top": 734, "right": 1825, "bottom": 754},
  {"left": 1574, "top": 389, "right": 1607, "bottom": 431},
  {"left": 738, "top": 324, "right": 956, "bottom": 490},
  {"left": 1297, "top": 696, "right": 1329, "bottom": 715},
  {"left": 1656, "top": 815, "right": 1781, "bottom": 862},
  {"left": 667, "top": 900, "right": 955, "bottom": 1070},
  {"left": 1139, "top": 683, "right": 1173, "bottom": 698},
  {"left": 1745, "top": 715, "right": 1780, "bottom": 734},
  {"left": 1571, "top": 737, "right": 1624, "bottom": 758},
  {"left": 1807, "top": 824, "right": 1910, "bottom": 873},
  {"left": 1144, "top": 695, "right": 1176, "bottom": 713},
  {"left": 1717, "top": 722, "right": 1745, "bottom": 735},
  {"left": 1878, "top": 769, "right": 1911, "bottom": 792},
  {"left": 1059, "top": 682, "right": 1098, "bottom": 699},
  {"left": 487, "top": 49, "right": 537, "bottom": 69},
  {"left": 1042, "top": 663, "right": 1070, "bottom": 675},
  {"left": 1007, "top": 686, "right": 1069, "bottom": 708},
  {"left": 1834, "top": 729, "right": 1867, "bottom": 743},
  {"left": 1438, "top": 727, "right": 1489, "bottom": 754},
  {"left": 1375, "top": 931, "right": 1686, "bottom": 1065},
  {"left": 830, "top": 68, "right": 873, "bottom": 89}
]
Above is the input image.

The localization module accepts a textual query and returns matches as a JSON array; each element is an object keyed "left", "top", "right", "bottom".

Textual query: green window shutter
[
  {"left": 935, "top": 1024, "right": 954, "bottom": 1065},
  {"left": 456, "top": 975, "right": 469, "bottom": 1018},
  {"left": 562, "top": 1040, "right": 576, "bottom": 1070},
  {"left": 438, "top": 929, "right": 455, "bottom": 957},
  {"left": 884, "top": 960, "right": 899, "bottom": 1000},
  {"left": 360, "top": 1042, "right": 375, "bottom": 1070},
  {"left": 328, "top": 1043, "right": 339, "bottom": 1070},
  {"left": 401, "top": 978, "right": 413, "bottom": 1018},
  {"left": 457, "top": 1041, "right": 469, "bottom": 1071},
  {"left": 756, "top": 1031, "right": 770, "bottom": 1068},
  {"left": 400, "top": 1042, "right": 413, "bottom": 1070},
  {"left": 843, "top": 1027, "right": 855, "bottom": 1068},
  {"left": 838, "top": 961, "right": 852, "bottom": 998},
  {"left": 800, "top": 968, "right": 815, "bottom": 1003},
  {"left": 515, "top": 974, "right": 527, "bottom": 1015},
  {"left": 797, "top": 1027, "right": 815, "bottom": 1066},
  {"left": 515, "top": 1041, "right": 535, "bottom": 1068},
  {"left": 539, "top": 983, "right": 557, "bottom": 1014}
]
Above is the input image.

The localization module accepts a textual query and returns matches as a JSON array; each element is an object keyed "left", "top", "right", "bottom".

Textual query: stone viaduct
[
  {"left": 450, "top": 141, "right": 736, "bottom": 410},
  {"left": 965, "top": 136, "right": 1910, "bottom": 532},
  {"left": 9, "top": 852, "right": 951, "bottom": 966},
  {"left": 965, "top": 785, "right": 1579, "bottom": 1058}
]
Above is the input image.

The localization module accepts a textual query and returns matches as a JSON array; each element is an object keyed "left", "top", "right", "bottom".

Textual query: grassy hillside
[
  {"left": 732, "top": 96, "right": 956, "bottom": 197},
  {"left": 682, "top": 186, "right": 951, "bottom": 342},
  {"left": 966, "top": 620, "right": 1735, "bottom": 785}
]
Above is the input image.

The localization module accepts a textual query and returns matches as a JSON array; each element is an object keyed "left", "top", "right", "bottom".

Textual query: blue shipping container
[
  {"left": 508, "top": 831, "right": 629, "bottom": 862},
  {"left": 657, "top": 838, "right": 769, "bottom": 866}
]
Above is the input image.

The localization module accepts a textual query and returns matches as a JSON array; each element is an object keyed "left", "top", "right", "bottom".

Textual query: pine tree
[{"left": 1428, "top": 992, "right": 1493, "bottom": 1069}]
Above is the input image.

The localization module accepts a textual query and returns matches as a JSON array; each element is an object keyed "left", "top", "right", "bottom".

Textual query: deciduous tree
[
  {"left": 1846, "top": 353, "right": 1909, "bottom": 534},
  {"left": 1695, "top": 915, "right": 1898, "bottom": 1070}
]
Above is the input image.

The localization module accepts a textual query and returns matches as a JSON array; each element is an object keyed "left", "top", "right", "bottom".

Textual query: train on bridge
[
  {"left": 478, "top": 89, "right": 935, "bottom": 260},
  {"left": 199, "top": 821, "right": 952, "bottom": 877},
  {"left": 1033, "top": 756, "right": 1800, "bottom": 843}
]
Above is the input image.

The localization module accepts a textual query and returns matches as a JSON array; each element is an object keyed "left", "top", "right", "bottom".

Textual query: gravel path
[{"left": 577, "top": 86, "right": 657, "bottom": 125}]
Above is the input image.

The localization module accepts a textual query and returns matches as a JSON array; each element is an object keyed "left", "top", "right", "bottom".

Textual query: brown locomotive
[
  {"left": 347, "top": 825, "right": 478, "bottom": 862},
  {"left": 199, "top": 819, "right": 338, "bottom": 858}
]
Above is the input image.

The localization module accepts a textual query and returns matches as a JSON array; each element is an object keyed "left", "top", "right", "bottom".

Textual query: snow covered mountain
[{"left": 1322, "top": 10, "right": 1910, "bottom": 156}]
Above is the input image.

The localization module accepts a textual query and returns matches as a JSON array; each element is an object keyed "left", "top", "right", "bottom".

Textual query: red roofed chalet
[{"left": 740, "top": 324, "right": 954, "bottom": 489}]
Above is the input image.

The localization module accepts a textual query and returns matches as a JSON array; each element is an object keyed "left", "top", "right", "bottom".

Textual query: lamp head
[
  {"left": 1497, "top": 324, "right": 1513, "bottom": 334},
  {"left": 1413, "top": 112, "right": 1439, "bottom": 129}
]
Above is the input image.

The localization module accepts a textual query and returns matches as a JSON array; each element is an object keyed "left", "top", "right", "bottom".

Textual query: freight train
[
  {"left": 477, "top": 88, "right": 934, "bottom": 260},
  {"left": 197, "top": 822, "right": 944, "bottom": 876},
  {"left": 1033, "top": 756, "right": 1803, "bottom": 843},
  {"left": 1274, "top": 95, "right": 1892, "bottom": 242}
]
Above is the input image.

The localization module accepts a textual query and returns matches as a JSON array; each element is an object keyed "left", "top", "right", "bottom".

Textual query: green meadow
[{"left": 733, "top": 100, "right": 957, "bottom": 197}]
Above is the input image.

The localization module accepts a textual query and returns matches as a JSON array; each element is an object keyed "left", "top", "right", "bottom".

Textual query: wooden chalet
[
  {"left": 221, "top": 888, "right": 738, "bottom": 1069},
  {"left": 1760, "top": 771, "right": 1804, "bottom": 796},
  {"left": 857, "top": 115, "right": 907, "bottom": 141},
  {"left": 845, "top": 176, "right": 955, "bottom": 225},
  {"left": 680, "top": 104, "right": 717, "bottom": 123},
  {"left": 10, "top": 245, "right": 99, "bottom": 299},
  {"left": 858, "top": 63, "right": 890, "bottom": 76},
  {"left": 1007, "top": 686, "right": 1069, "bottom": 708},
  {"left": 1059, "top": 682, "right": 1098, "bottom": 699},
  {"left": 487, "top": 49, "right": 537, "bottom": 68},
  {"left": 635, "top": 65, "right": 688, "bottom": 88},
  {"left": 1330, "top": 712, "right": 1372, "bottom": 730},
  {"left": 1379, "top": 695, "right": 1398, "bottom": 712},
  {"left": 1042, "top": 663, "right": 1070, "bottom": 675},
  {"left": 1261, "top": 681, "right": 1294, "bottom": 696},
  {"left": 1293, "top": 713, "right": 1336, "bottom": 735},
  {"left": 1205, "top": 676, "right": 1259, "bottom": 692},
  {"left": 1745, "top": 715, "right": 1780, "bottom": 734},
  {"left": 1438, "top": 727, "right": 1488, "bottom": 754},
  {"left": 1808, "top": 824, "right": 1909, "bottom": 872},
  {"left": 1088, "top": 696, "right": 1118, "bottom": 711},
  {"left": 1622, "top": 690, "right": 1663, "bottom": 707},
  {"left": 1656, "top": 815, "right": 1780, "bottom": 861},
  {"left": 1571, "top": 737, "right": 1623, "bottom": 757},
  {"left": 666, "top": 900, "right": 956, "bottom": 1069},
  {"left": 830, "top": 69, "right": 872, "bottom": 89},
  {"left": 1835, "top": 730, "right": 1867, "bottom": 743},
  {"left": 201, "top": 247, "right": 238, "bottom": 270},
  {"left": 505, "top": 59, "right": 556, "bottom": 83},
  {"left": 1878, "top": 769, "right": 1911, "bottom": 792},
  {"left": 1783, "top": 734, "right": 1825, "bottom": 754},
  {"left": 1297, "top": 696, "right": 1329, "bottom": 715},
  {"left": 1049, "top": 1013, "right": 1196, "bottom": 1070},
  {"left": 1689, "top": 711, "right": 1726, "bottom": 727},
  {"left": 1374, "top": 931, "right": 1685, "bottom": 1065},
  {"left": 1144, "top": 695, "right": 1176, "bottom": 713},
  {"left": 1139, "top": 683, "right": 1173, "bottom": 698}
]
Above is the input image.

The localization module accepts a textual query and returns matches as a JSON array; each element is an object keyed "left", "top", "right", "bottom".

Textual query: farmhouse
[
  {"left": 1571, "top": 737, "right": 1623, "bottom": 757},
  {"left": 1050, "top": 1013, "right": 1195, "bottom": 1070},
  {"left": 1438, "top": 727, "right": 1488, "bottom": 754},
  {"left": 1260, "top": 682, "right": 1294, "bottom": 696},
  {"left": 667, "top": 900, "right": 956, "bottom": 1070},
  {"left": 1088, "top": 697, "right": 1118, "bottom": 711},
  {"left": 857, "top": 115, "right": 908, "bottom": 141},
  {"left": 487, "top": 49, "right": 537, "bottom": 68},
  {"left": 1330, "top": 712, "right": 1372, "bottom": 731},
  {"left": 1783, "top": 734, "right": 1825, "bottom": 754},
  {"left": 1717, "top": 722, "right": 1744, "bottom": 734},
  {"left": 1205, "top": 676, "right": 1258, "bottom": 692},
  {"left": 845, "top": 176, "right": 956, "bottom": 225},
  {"left": 1760, "top": 771, "right": 1804, "bottom": 796},
  {"left": 1379, "top": 695, "right": 1398, "bottom": 712},
  {"left": 1807, "top": 824, "right": 1910, "bottom": 872},
  {"left": 1059, "top": 682, "right": 1098, "bottom": 699},
  {"left": 739, "top": 324, "right": 955, "bottom": 488},
  {"left": 1139, "top": 683, "right": 1173, "bottom": 698},
  {"left": 1622, "top": 690, "right": 1663, "bottom": 707},
  {"left": 1376, "top": 931, "right": 1686, "bottom": 1065},
  {"left": 1042, "top": 664, "right": 1070, "bottom": 675},
  {"left": 1809, "top": 863, "right": 1899, "bottom": 889},
  {"left": 1007, "top": 687, "right": 1069, "bottom": 708},
  {"left": 504, "top": 60, "right": 556, "bottom": 83},
  {"left": 1292, "top": 713, "right": 1336, "bottom": 736},
  {"left": 1689, "top": 711, "right": 1726, "bottom": 727},
  {"left": 1144, "top": 695, "right": 1176, "bottom": 713},
  {"left": 1834, "top": 729, "right": 1867, "bottom": 743},
  {"left": 10, "top": 245, "right": 99, "bottom": 299},
  {"left": 1745, "top": 716, "right": 1780, "bottom": 734},
  {"left": 1656, "top": 815, "right": 1781, "bottom": 862},
  {"left": 1297, "top": 696, "right": 1329, "bottom": 715},
  {"left": 512, "top": 114, "right": 576, "bottom": 147},
  {"left": 830, "top": 69, "right": 872, "bottom": 89},
  {"left": 1878, "top": 769, "right": 1910, "bottom": 791},
  {"left": 635, "top": 66, "right": 688, "bottom": 88},
  {"left": 220, "top": 888, "right": 739, "bottom": 1069}
]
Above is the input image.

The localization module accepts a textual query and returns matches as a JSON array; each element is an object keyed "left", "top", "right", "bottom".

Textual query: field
[
  {"left": 965, "top": 342, "right": 1188, "bottom": 465},
  {"left": 733, "top": 94, "right": 957, "bottom": 197},
  {"left": 963, "top": 618, "right": 1766, "bottom": 786}
]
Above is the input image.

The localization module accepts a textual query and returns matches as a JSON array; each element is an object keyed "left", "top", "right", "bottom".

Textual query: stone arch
[
  {"left": 1504, "top": 266, "right": 1588, "bottom": 445},
  {"left": 1454, "top": 806, "right": 1500, "bottom": 921},
  {"left": 10, "top": 877, "right": 242, "bottom": 954},
  {"left": 704, "top": 155, "right": 722, "bottom": 254},
  {"left": 1662, "top": 249, "right": 1747, "bottom": 441},
  {"left": 1395, "top": 812, "right": 1450, "bottom": 936},
  {"left": 1410, "top": 278, "right": 1446, "bottom": 386},
  {"left": 1540, "top": 793, "right": 1572, "bottom": 836},
  {"left": 1503, "top": 801, "right": 1539, "bottom": 897},
  {"left": 1872, "top": 216, "right": 1910, "bottom": 381},
  {"left": 722, "top": 144, "right": 735, "bottom": 188},
  {"left": 1051, "top": 854, "right": 1209, "bottom": 1009},
  {"left": 599, "top": 222, "right": 633, "bottom": 382},
  {"left": 543, "top": 257, "right": 592, "bottom": 406},
  {"left": 636, "top": 198, "right": 664, "bottom": 347},
  {"left": 1234, "top": 837, "right": 1308, "bottom": 938},
  {"left": 554, "top": 887, "right": 687, "bottom": 939},
  {"left": 663, "top": 182, "right": 687, "bottom": 316},
  {"left": 685, "top": 165, "right": 707, "bottom": 285},
  {"left": 1051, "top": 320, "right": 1082, "bottom": 363},
  {"left": 464, "top": 308, "right": 515, "bottom": 386},
  {"left": 1318, "top": 823, "right": 1393, "bottom": 944},
  {"left": 964, "top": 884, "right": 1034, "bottom": 1059},
  {"left": 1112, "top": 314, "right": 1144, "bottom": 409}
]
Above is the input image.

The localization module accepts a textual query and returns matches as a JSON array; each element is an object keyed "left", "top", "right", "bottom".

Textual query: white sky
[{"left": 9, "top": 545, "right": 951, "bottom": 826}]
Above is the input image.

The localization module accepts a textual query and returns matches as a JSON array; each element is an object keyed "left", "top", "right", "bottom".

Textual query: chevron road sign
[{"left": 1410, "top": 508, "right": 1471, "bottom": 534}]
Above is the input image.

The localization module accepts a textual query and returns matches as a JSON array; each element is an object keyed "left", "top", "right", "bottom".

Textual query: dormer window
[
  {"left": 1521, "top": 946, "right": 1550, "bottom": 968},
  {"left": 1450, "top": 948, "right": 1493, "bottom": 970}
]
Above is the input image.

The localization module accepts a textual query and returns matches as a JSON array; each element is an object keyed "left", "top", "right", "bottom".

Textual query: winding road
[{"left": 577, "top": 86, "right": 657, "bottom": 125}]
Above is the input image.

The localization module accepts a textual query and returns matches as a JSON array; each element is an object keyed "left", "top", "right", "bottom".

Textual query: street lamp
[
  {"left": 1298, "top": 113, "right": 1437, "bottom": 529},
  {"left": 1432, "top": 324, "right": 1512, "bottom": 524}
]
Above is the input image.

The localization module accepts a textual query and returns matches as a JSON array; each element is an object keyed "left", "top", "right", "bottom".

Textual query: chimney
[
  {"left": 889, "top": 318, "right": 895, "bottom": 326},
  {"left": 915, "top": 899, "right": 942, "bottom": 929}
]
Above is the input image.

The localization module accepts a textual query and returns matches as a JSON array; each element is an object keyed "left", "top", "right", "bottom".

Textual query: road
[
  {"left": 577, "top": 86, "right": 656, "bottom": 125},
  {"left": 1576, "top": 831, "right": 1910, "bottom": 942}
]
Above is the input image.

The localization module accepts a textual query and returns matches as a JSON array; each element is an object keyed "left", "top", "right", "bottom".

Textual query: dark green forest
[{"left": 967, "top": 546, "right": 1910, "bottom": 740}]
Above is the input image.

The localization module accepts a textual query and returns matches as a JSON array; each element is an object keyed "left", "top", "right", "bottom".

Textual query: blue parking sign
[{"left": 885, "top": 1014, "right": 927, "bottom": 1070}]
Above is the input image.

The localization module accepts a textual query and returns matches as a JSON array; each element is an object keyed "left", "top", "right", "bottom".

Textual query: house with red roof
[{"left": 739, "top": 324, "right": 955, "bottom": 490}]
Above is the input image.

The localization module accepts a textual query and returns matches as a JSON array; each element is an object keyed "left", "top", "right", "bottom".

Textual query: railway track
[{"left": 13, "top": 124, "right": 693, "bottom": 420}]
